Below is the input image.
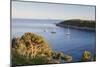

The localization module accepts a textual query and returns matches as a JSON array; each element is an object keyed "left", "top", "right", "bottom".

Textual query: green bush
[
  {"left": 81, "top": 51, "right": 91, "bottom": 62},
  {"left": 12, "top": 51, "right": 49, "bottom": 66},
  {"left": 11, "top": 32, "right": 52, "bottom": 66}
]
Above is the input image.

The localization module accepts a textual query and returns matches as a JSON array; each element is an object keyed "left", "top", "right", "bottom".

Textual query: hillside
[{"left": 56, "top": 19, "right": 96, "bottom": 30}]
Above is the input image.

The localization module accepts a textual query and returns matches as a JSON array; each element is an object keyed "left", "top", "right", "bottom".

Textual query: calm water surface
[{"left": 12, "top": 19, "right": 96, "bottom": 62}]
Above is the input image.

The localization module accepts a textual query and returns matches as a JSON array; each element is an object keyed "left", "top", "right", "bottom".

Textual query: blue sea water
[{"left": 12, "top": 19, "right": 96, "bottom": 62}]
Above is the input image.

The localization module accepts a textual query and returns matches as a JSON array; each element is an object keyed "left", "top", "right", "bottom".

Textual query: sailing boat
[
  {"left": 44, "top": 29, "right": 48, "bottom": 32},
  {"left": 66, "top": 25, "right": 70, "bottom": 35},
  {"left": 51, "top": 28, "right": 56, "bottom": 34}
]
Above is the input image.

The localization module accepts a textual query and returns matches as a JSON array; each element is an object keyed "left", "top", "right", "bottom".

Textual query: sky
[{"left": 12, "top": 1, "right": 95, "bottom": 20}]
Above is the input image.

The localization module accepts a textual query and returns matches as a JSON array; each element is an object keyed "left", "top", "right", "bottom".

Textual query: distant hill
[{"left": 56, "top": 19, "right": 96, "bottom": 30}]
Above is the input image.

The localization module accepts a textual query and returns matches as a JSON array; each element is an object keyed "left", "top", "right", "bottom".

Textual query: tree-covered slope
[{"left": 56, "top": 19, "right": 96, "bottom": 28}]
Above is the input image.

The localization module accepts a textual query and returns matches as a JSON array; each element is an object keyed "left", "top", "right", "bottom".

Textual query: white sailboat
[
  {"left": 51, "top": 28, "right": 56, "bottom": 34},
  {"left": 66, "top": 25, "right": 70, "bottom": 35},
  {"left": 44, "top": 29, "right": 48, "bottom": 32}
]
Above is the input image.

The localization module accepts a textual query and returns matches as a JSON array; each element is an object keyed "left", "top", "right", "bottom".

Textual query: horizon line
[{"left": 12, "top": 18, "right": 95, "bottom": 21}]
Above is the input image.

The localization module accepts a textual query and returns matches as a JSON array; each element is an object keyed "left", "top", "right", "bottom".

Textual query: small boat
[
  {"left": 44, "top": 29, "right": 48, "bottom": 32},
  {"left": 51, "top": 31, "right": 56, "bottom": 34},
  {"left": 51, "top": 29, "right": 56, "bottom": 34},
  {"left": 66, "top": 32, "right": 70, "bottom": 35},
  {"left": 66, "top": 25, "right": 70, "bottom": 35},
  {"left": 66, "top": 29, "right": 70, "bottom": 35}
]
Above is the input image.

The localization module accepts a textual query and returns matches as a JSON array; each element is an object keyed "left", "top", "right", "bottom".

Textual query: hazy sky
[{"left": 12, "top": 1, "right": 95, "bottom": 20}]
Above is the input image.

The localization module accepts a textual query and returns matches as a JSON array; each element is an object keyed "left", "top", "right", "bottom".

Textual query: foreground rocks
[
  {"left": 12, "top": 32, "right": 53, "bottom": 65},
  {"left": 11, "top": 32, "right": 94, "bottom": 66},
  {"left": 12, "top": 32, "right": 52, "bottom": 58}
]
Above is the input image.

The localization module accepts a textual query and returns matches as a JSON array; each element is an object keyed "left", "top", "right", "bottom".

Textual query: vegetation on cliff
[
  {"left": 81, "top": 51, "right": 96, "bottom": 62},
  {"left": 12, "top": 32, "right": 52, "bottom": 66},
  {"left": 11, "top": 32, "right": 95, "bottom": 66},
  {"left": 81, "top": 51, "right": 91, "bottom": 61},
  {"left": 11, "top": 32, "right": 72, "bottom": 66},
  {"left": 56, "top": 19, "right": 96, "bottom": 28}
]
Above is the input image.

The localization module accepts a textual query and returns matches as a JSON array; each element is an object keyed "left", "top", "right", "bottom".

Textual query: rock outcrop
[
  {"left": 11, "top": 32, "right": 73, "bottom": 66},
  {"left": 12, "top": 32, "right": 52, "bottom": 59}
]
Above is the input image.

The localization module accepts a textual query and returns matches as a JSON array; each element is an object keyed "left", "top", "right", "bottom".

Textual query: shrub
[{"left": 81, "top": 51, "right": 91, "bottom": 61}]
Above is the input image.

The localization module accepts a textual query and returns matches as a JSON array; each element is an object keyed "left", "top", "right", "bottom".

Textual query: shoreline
[{"left": 56, "top": 24, "right": 96, "bottom": 31}]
